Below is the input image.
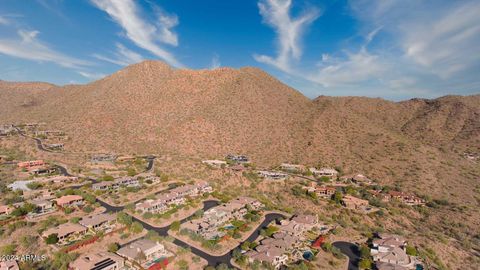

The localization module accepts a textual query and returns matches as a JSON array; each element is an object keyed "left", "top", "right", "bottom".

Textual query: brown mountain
[{"left": 0, "top": 61, "right": 479, "bottom": 202}]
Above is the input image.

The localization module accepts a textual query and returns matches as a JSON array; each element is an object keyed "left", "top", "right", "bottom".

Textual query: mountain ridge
[{"left": 0, "top": 61, "right": 478, "bottom": 203}]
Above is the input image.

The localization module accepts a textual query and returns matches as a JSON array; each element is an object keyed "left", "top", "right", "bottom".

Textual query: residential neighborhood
[{"left": 0, "top": 123, "right": 442, "bottom": 270}]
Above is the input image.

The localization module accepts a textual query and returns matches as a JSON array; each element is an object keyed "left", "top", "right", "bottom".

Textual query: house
[
  {"left": 245, "top": 247, "right": 288, "bottom": 269},
  {"left": 257, "top": 170, "right": 289, "bottom": 180},
  {"left": 340, "top": 174, "right": 373, "bottom": 185},
  {"left": 182, "top": 197, "right": 262, "bottom": 240},
  {"left": 376, "top": 262, "right": 409, "bottom": 270},
  {"left": 42, "top": 223, "right": 87, "bottom": 243},
  {"left": 17, "top": 160, "right": 45, "bottom": 168},
  {"left": 387, "top": 191, "right": 425, "bottom": 206},
  {"left": 136, "top": 182, "right": 212, "bottom": 213},
  {"left": 0, "top": 205, "right": 13, "bottom": 216},
  {"left": 0, "top": 260, "right": 20, "bottom": 270},
  {"left": 371, "top": 234, "right": 415, "bottom": 269},
  {"left": 342, "top": 195, "right": 369, "bottom": 210},
  {"left": 369, "top": 190, "right": 391, "bottom": 202},
  {"left": 280, "top": 163, "right": 305, "bottom": 173},
  {"left": 114, "top": 177, "right": 139, "bottom": 188},
  {"left": 309, "top": 168, "right": 338, "bottom": 178},
  {"left": 135, "top": 172, "right": 160, "bottom": 184},
  {"left": 92, "top": 181, "right": 114, "bottom": 191},
  {"left": 28, "top": 165, "right": 57, "bottom": 176},
  {"left": 70, "top": 252, "right": 125, "bottom": 270},
  {"left": 314, "top": 186, "right": 336, "bottom": 198},
  {"left": 116, "top": 239, "right": 171, "bottom": 266},
  {"left": 202, "top": 160, "right": 226, "bottom": 168},
  {"left": 29, "top": 199, "right": 55, "bottom": 214},
  {"left": 34, "top": 130, "right": 64, "bottom": 137},
  {"left": 291, "top": 214, "right": 319, "bottom": 228},
  {"left": 91, "top": 154, "right": 117, "bottom": 163},
  {"left": 35, "top": 175, "right": 78, "bottom": 184},
  {"left": 79, "top": 213, "right": 117, "bottom": 232},
  {"left": 231, "top": 196, "right": 264, "bottom": 210},
  {"left": 44, "top": 143, "right": 64, "bottom": 151},
  {"left": 225, "top": 154, "right": 249, "bottom": 163},
  {"left": 55, "top": 195, "right": 84, "bottom": 208}
]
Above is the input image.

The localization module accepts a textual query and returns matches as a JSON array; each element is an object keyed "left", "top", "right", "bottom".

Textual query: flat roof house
[
  {"left": 116, "top": 239, "right": 170, "bottom": 266},
  {"left": 257, "top": 170, "right": 289, "bottom": 180},
  {"left": 245, "top": 247, "right": 288, "bottom": 269},
  {"left": 342, "top": 195, "right": 369, "bottom": 210},
  {"left": 79, "top": 213, "right": 116, "bottom": 232},
  {"left": 54, "top": 195, "right": 84, "bottom": 208},
  {"left": 18, "top": 160, "right": 45, "bottom": 168},
  {"left": 225, "top": 154, "right": 249, "bottom": 163},
  {"left": 70, "top": 252, "right": 125, "bottom": 270},
  {"left": 309, "top": 168, "right": 338, "bottom": 178},
  {"left": 42, "top": 223, "right": 87, "bottom": 243},
  {"left": 314, "top": 186, "right": 336, "bottom": 198},
  {"left": 28, "top": 165, "right": 57, "bottom": 176},
  {"left": 29, "top": 199, "right": 55, "bottom": 214}
]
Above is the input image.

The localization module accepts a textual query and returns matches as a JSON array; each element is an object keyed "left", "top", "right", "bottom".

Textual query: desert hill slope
[{"left": 0, "top": 61, "right": 478, "bottom": 201}]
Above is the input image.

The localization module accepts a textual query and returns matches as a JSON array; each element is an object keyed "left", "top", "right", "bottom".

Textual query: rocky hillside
[{"left": 0, "top": 61, "right": 479, "bottom": 202}]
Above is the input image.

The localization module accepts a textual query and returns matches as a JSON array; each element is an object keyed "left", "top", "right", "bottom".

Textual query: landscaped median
[
  {"left": 168, "top": 215, "right": 266, "bottom": 256},
  {"left": 127, "top": 198, "right": 212, "bottom": 228}
]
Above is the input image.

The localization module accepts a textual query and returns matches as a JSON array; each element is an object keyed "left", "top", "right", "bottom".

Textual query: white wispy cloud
[
  {"left": 350, "top": 0, "right": 480, "bottom": 79},
  {"left": 77, "top": 71, "right": 106, "bottom": 80},
  {"left": 0, "top": 29, "right": 91, "bottom": 68},
  {"left": 310, "top": 48, "right": 385, "bottom": 87},
  {"left": 93, "top": 43, "right": 144, "bottom": 66},
  {"left": 253, "top": 0, "right": 320, "bottom": 73},
  {"left": 91, "top": 0, "right": 183, "bottom": 67},
  {"left": 35, "top": 0, "right": 68, "bottom": 21}
]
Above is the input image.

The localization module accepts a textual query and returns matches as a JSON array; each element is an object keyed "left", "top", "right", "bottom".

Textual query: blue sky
[{"left": 0, "top": 0, "right": 479, "bottom": 100}]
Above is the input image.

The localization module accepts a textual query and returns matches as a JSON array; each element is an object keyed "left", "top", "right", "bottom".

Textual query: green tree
[
  {"left": 359, "top": 244, "right": 370, "bottom": 258},
  {"left": 70, "top": 217, "right": 81, "bottom": 223},
  {"left": 26, "top": 182, "right": 43, "bottom": 190},
  {"left": 130, "top": 221, "right": 143, "bottom": 234},
  {"left": 127, "top": 167, "right": 137, "bottom": 177},
  {"left": 117, "top": 212, "right": 133, "bottom": 226},
  {"left": 102, "top": 175, "right": 114, "bottom": 181},
  {"left": 176, "top": 259, "right": 189, "bottom": 270},
  {"left": 332, "top": 191, "right": 343, "bottom": 204},
  {"left": 359, "top": 258, "right": 372, "bottom": 269},
  {"left": 45, "top": 234, "right": 59, "bottom": 245},
  {"left": 241, "top": 241, "right": 251, "bottom": 251},
  {"left": 108, "top": 242, "right": 120, "bottom": 253},
  {"left": 405, "top": 245, "right": 417, "bottom": 256},
  {"left": 170, "top": 220, "right": 181, "bottom": 231}
]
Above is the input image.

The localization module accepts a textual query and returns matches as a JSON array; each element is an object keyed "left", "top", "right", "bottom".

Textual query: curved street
[
  {"left": 17, "top": 126, "right": 288, "bottom": 268},
  {"left": 333, "top": 241, "right": 360, "bottom": 270},
  {"left": 97, "top": 197, "right": 285, "bottom": 268}
]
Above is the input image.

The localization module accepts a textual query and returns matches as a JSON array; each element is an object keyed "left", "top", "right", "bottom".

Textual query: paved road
[
  {"left": 14, "top": 126, "right": 52, "bottom": 152},
  {"left": 144, "top": 156, "right": 155, "bottom": 172},
  {"left": 333, "top": 241, "right": 360, "bottom": 270},
  {"left": 98, "top": 197, "right": 285, "bottom": 268},
  {"left": 14, "top": 126, "right": 289, "bottom": 268}
]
